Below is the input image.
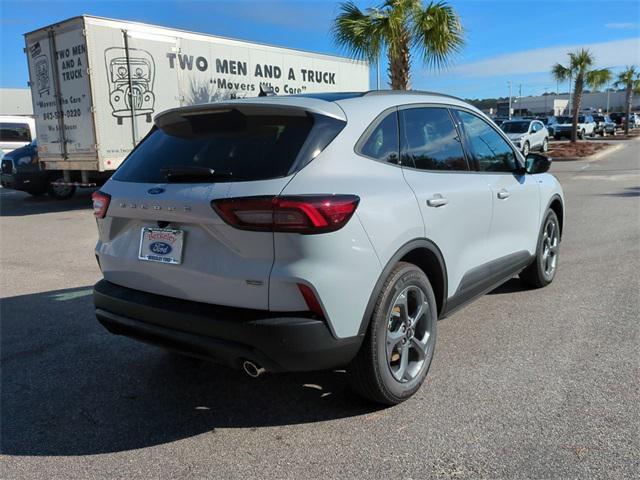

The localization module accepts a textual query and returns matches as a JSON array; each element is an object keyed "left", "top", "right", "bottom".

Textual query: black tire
[
  {"left": 47, "top": 177, "right": 76, "bottom": 200},
  {"left": 522, "top": 141, "right": 530, "bottom": 157},
  {"left": 348, "top": 262, "right": 438, "bottom": 405},
  {"left": 579, "top": 129, "right": 585, "bottom": 140},
  {"left": 520, "top": 209, "right": 560, "bottom": 288},
  {"left": 540, "top": 137, "right": 549, "bottom": 152}
]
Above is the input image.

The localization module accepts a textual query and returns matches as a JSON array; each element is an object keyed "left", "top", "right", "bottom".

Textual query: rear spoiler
[{"left": 155, "top": 97, "right": 347, "bottom": 130}]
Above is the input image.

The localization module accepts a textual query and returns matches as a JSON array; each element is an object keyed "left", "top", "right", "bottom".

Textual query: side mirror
[{"left": 525, "top": 152, "right": 552, "bottom": 174}]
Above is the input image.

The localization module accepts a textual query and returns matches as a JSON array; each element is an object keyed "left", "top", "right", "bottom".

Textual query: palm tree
[
  {"left": 332, "top": 0, "right": 464, "bottom": 90},
  {"left": 614, "top": 66, "right": 640, "bottom": 135},
  {"left": 551, "top": 49, "right": 611, "bottom": 142}
]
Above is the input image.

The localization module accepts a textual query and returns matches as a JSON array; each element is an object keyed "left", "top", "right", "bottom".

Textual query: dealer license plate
[{"left": 138, "top": 227, "right": 184, "bottom": 265}]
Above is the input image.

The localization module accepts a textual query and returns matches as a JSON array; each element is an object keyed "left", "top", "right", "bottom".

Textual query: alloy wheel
[
  {"left": 386, "top": 286, "right": 432, "bottom": 383},
  {"left": 542, "top": 217, "right": 560, "bottom": 278}
]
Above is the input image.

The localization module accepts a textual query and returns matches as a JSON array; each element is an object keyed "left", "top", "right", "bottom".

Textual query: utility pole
[
  {"left": 518, "top": 84, "right": 522, "bottom": 116},
  {"left": 376, "top": 55, "right": 380, "bottom": 90},
  {"left": 508, "top": 81, "right": 512, "bottom": 119},
  {"left": 544, "top": 87, "right": 549, "bottom": 115}
]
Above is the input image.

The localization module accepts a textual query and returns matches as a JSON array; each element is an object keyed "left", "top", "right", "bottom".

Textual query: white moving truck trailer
[{"left": 23, "top": 15, "right": 370, "bottom": 198}]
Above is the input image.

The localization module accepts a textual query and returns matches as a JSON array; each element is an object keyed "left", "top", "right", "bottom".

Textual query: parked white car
[
  {"left": 500, "top": 119, "right": 549, "bottom": 155},
  {"left": 0, "top": 116, "right": 36, "bottom": 153},
  {"left": 92, "top": 91, "right": 565, "bottom": 405},
  {"left": 553, "top": 115, "right": 596, "bottom": 139}
]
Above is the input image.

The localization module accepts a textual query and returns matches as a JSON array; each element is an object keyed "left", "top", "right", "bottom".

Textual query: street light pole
[
  {"left": 508, "top": 81, "right": 512, "bottom": 120},
  {"left": 544, "top": 87, "right": 549, "bottom": 115}
]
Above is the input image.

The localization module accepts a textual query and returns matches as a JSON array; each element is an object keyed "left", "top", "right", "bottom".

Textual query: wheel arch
[
  {"left": 547, "top": 194, "right": 564, "bottom": 237},
  {"left": 358, "top": 239, "right": 448, "bottom": 335}
]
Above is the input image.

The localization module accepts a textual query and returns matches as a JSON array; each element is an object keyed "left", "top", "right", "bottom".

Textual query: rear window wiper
[{"left": 161, "top": 166, "right": 233, "bottom": 182}]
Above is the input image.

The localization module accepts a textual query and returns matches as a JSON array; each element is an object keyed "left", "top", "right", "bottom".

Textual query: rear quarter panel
[{"left": 272, "top": 117, "right": 424, "bottom": 338}]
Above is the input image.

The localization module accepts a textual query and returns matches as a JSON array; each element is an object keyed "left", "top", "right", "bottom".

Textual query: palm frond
[
  {"left": 614, "top": 65, "right": 639, "bottom": 88},
  {"left": 551, "top": 63, "right": 571, "bottom": 82},
  {"left": 331, "top": 1, "right": 387, "bottom": 62},
  {"left": 568, "top": 48, "right": 594, "bottom": 74},
  {"left": 411, "top": 1, "right": 464, "bottom": 70},
  {"left": 585, "top": 68, "right": 611, "bottom": 90}
]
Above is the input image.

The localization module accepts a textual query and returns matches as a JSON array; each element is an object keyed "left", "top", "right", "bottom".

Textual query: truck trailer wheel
[{"left": 47, "top": 177, "right": 76, "bottom": 200}]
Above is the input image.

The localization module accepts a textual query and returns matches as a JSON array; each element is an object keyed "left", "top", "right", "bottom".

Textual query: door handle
[
  {"left": 427, "top": 194, "right": 449, "bottom": 207},
  {"left": 497, "top": 189, "right": 510, "bottom": 200}
]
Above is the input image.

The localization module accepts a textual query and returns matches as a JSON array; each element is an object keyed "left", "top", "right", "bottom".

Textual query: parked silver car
[{"left": 500, "top": 119, "right": 549, "bottom": 155}]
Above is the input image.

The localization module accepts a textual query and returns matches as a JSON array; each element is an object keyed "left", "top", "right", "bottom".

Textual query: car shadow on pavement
[
  {"left": 0, "top": 189, "right": 94, "bottom": 217},
  {"left": 486, "top": 277, "right": 527, "bottom": 295},
  {"left": 598, "top": 186, "right": 640, "bottom": 198},
  {"left": 1, "top": 287, "right": 380, "bottom": 456}
]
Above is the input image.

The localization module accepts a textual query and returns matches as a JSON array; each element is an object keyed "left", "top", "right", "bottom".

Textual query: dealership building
[
  {"left": 496, "top": 90, "right": 639, "bottom": 117},
  {"left": 0, "top": 88, "right": 33, "bottom": 116}
]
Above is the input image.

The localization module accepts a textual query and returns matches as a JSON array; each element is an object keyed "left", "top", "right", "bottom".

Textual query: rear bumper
[{"left": 94, "top": 280, "right": 362, "bottom": 372}]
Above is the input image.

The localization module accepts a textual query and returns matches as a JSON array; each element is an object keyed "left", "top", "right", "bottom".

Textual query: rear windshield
[
  {"left": 501, "top": 121, "right": 530, "bottom": 133},
  {"left": 0, "top": 123, "right": 32, "bottom": 142},
  {"left": 113, "top": 110, "right": 343, "bottom": 183},
  {"left": 557, "top": 116, "right": 572, "bottom": 124}
]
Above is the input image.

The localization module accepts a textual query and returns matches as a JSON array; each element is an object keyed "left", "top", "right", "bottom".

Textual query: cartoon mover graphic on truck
[
  {"left": 104, "top": 47, "right": 155, "bottom": 125},
  {"left": 34, "top": 55, "right": 50, "bottom": 97}
]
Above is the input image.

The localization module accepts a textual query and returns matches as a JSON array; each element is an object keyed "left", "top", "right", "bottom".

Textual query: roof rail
[{"left": 363, "top": 90, "right": 464, "bottom": 102}]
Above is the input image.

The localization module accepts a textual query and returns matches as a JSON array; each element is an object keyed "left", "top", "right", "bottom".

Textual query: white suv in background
[
  {"left": 554, "top": 114, "right": 596, "bottom": 139},
  {"left": 500, "top": 119, "right": 549, "bottom": 155},
  {"left": 92, "top": 91, "right": 564, "bottom": 405}
]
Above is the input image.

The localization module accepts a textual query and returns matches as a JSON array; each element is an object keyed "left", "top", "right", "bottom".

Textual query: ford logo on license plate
[{"left": 149, "top": 241, "right": 172, "bottom": 255}]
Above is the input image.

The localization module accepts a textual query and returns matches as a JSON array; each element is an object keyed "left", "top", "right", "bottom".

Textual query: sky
[{"left": 0, "top": 0, "right": 639, "bottom": 99}]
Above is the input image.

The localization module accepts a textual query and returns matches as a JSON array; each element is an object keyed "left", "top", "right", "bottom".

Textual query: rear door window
[
  {"left": 0, "top": 123, "right": 32, "bottom": 142},
  {"left": 399, "top": 107, "right": 468, "bottom": 171},
  {"left": 113, "top": 110, "right": 342, "bottom": 183}
]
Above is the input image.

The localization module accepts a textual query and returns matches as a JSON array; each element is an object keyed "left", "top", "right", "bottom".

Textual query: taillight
[
  {"left": 212, "top": 195, "right": 360, "bottom": 234},
  {"left": 92, "top": 191, "right": 111, "bottom": 219},
  {"left": 297, "top": 283, "right": 325, "bottom": 318}
]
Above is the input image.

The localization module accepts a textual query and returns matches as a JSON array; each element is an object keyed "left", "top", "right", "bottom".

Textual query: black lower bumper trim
[
  {"left": 1, "top": 171, "right": 48, "bottom": 192},
  {"left": 94, "top": 280, "right": 362, "bottom": 372}
]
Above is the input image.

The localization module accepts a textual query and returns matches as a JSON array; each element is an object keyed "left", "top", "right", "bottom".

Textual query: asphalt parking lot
[{"left": 1, "top": 140, "right": 638, "bottom": 479}]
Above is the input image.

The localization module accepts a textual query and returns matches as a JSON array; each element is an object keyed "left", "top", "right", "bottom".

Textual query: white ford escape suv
[{"left": 92, "top": 91, "right": 564, "bottom": 405}]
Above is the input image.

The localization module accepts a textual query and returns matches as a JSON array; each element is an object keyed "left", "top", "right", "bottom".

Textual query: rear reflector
[
  {"left": 297, "top": 283, "right": 325, "bottom": 318},
  {"left": 91, "top": 191, "right": 111, "bottom": 218},
  {"left": 212, "top": 195, "right": 359, "bottom": 234}
]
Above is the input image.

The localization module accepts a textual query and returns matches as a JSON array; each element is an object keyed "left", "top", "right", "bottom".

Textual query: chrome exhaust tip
[{"left": 242, "top": 360, "right": 265, "bottom": 378}]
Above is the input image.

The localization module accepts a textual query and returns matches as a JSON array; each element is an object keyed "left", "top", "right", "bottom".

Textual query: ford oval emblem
[
  {"left": 148, "top": 187, "right": 165, "bottom": 195},
  {"left": 149, "top": 242, "right": 172, "bottom": 255}
]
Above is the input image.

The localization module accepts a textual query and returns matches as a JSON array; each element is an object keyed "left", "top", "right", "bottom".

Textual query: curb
[{"left": 549, "top": 142, "right": 626, "bottom": 162}]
